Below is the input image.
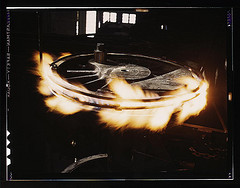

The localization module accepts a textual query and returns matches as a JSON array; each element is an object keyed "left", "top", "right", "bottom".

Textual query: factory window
[
  {"left": 98, "top": 21, "right": 101, "bottom": 28},
  {"left": 76, "top": 21, "right": 79, "bottom": 35},
  {"left": 103, "top": 12, "right": 117, "bottom": 23},
  {"left": 76, "top": 11, "right": 79, "bottom": 35},
  {"left": 86, "top": 11, "right": 97, "bottom": 34},
  {"left": 122, "top": 13, "right": 136, "bottom": 24},
  {"left": 129, "top": 14, "right": 136, "bottom": 24},
  {"left": 160, "top": 24, "right": 168, "bottom": 30}
]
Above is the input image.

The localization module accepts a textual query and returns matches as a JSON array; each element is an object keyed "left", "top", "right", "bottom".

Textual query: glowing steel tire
[
  {"left": 47, "top": 53, "right": 205, "bottom": 110},
  {"left": 36, "top": 49, "right": 208, "bottom": 130}
]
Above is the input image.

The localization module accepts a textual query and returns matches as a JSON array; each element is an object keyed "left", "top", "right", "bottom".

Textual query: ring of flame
[{"left": 33, "top": 52, "right": 209, "bottom": 131}]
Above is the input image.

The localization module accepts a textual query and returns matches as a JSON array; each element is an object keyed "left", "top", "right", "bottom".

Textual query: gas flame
[
  {"left": 33, "top": 52, "right": 209, "bottom": 131},
  {"left": 109, "top": 78, "right": 159, "bottom": 99},
  {"left": 99, "top": 107, "right": 177, "bottom": 131},
  {"left": 59, "top": 52, "right": 72, "bottom": 59},
  {"left": 99, "top": 77, "right": 208, "bottom": 131},
  {"left": 33, "top": 51, "right": 92, "bottom": 115},
  {"left": 45, "top": 95, "right": 90, "bottom": 115},
  {"left": 32, "top": 51, "right": 54, "bottom": 95},
  {"left": 176, "top": 81, "right": 209, "bottom": 124}
]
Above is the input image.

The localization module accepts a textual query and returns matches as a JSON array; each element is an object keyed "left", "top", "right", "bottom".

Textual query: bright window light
[
  {"left": 103, "top": 12, "right": 110, "bottom": 23},
  {"left": 103, "top": 12, "right": 117, "bottom": 23},
  {"left": 86, "top": 11, "right": 97, "bottom": 34},
  {"left": 76, "top": 11, "right": 79, "bottom": 35},
  {"left": 110, "top": 12, "right": 117, "bottom": 22},
  {"left": 76, "top": 21, "right": 79, "bottom": 35},
  {"left": 129, "top": 14, "right": 136, "bottom": 24},
  {"left": 122, "top": 13, "right": 129, "bottom": 23}
]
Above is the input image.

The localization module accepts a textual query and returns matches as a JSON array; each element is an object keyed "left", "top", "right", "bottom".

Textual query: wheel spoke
[
  {"left": 66, "top": 73, "right": 98, "bottom": 80},
  {"left": 67, "top": 69, "right": 97, "bottom": 73},
  {"left": 84, "top": 78, "right": 103, "bottom": 85}
]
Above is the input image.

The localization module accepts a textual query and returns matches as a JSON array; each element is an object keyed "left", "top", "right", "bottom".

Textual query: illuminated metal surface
[{"left": 48, "top": 53, "right": 205, "bottom": 109}]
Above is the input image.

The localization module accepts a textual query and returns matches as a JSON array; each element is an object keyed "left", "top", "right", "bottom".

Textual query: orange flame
[
  {"left": 45, "top": 95, "right": 91, "bottom": 115},
  {"left": 33, "top": 51, "right": 55, "bottom": 95},
  {"left": 59, "top": 52, "right": 72, "bottom": 59},
  {"left": 99, "top": 106, "right": 176, "bottom": 131},
  {"left": 33, "top": 52, "right": 209, "bottom": 131},
  {"left": 109, "top": 78, "right": 159, "bottom": 99},
  {"left": 176, "top": 81, "right": 209, "bottom": 124},
  {"left": 33, "top": 52, "right": 93, "bottom": 114},
  {"left": 98, "top": 77, "right": 208, "bottom": 131}
]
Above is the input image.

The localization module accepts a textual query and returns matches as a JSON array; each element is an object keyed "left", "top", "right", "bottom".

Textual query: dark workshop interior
[{"left": 6, "top": 8, "right": 232, "bottom": 180}]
